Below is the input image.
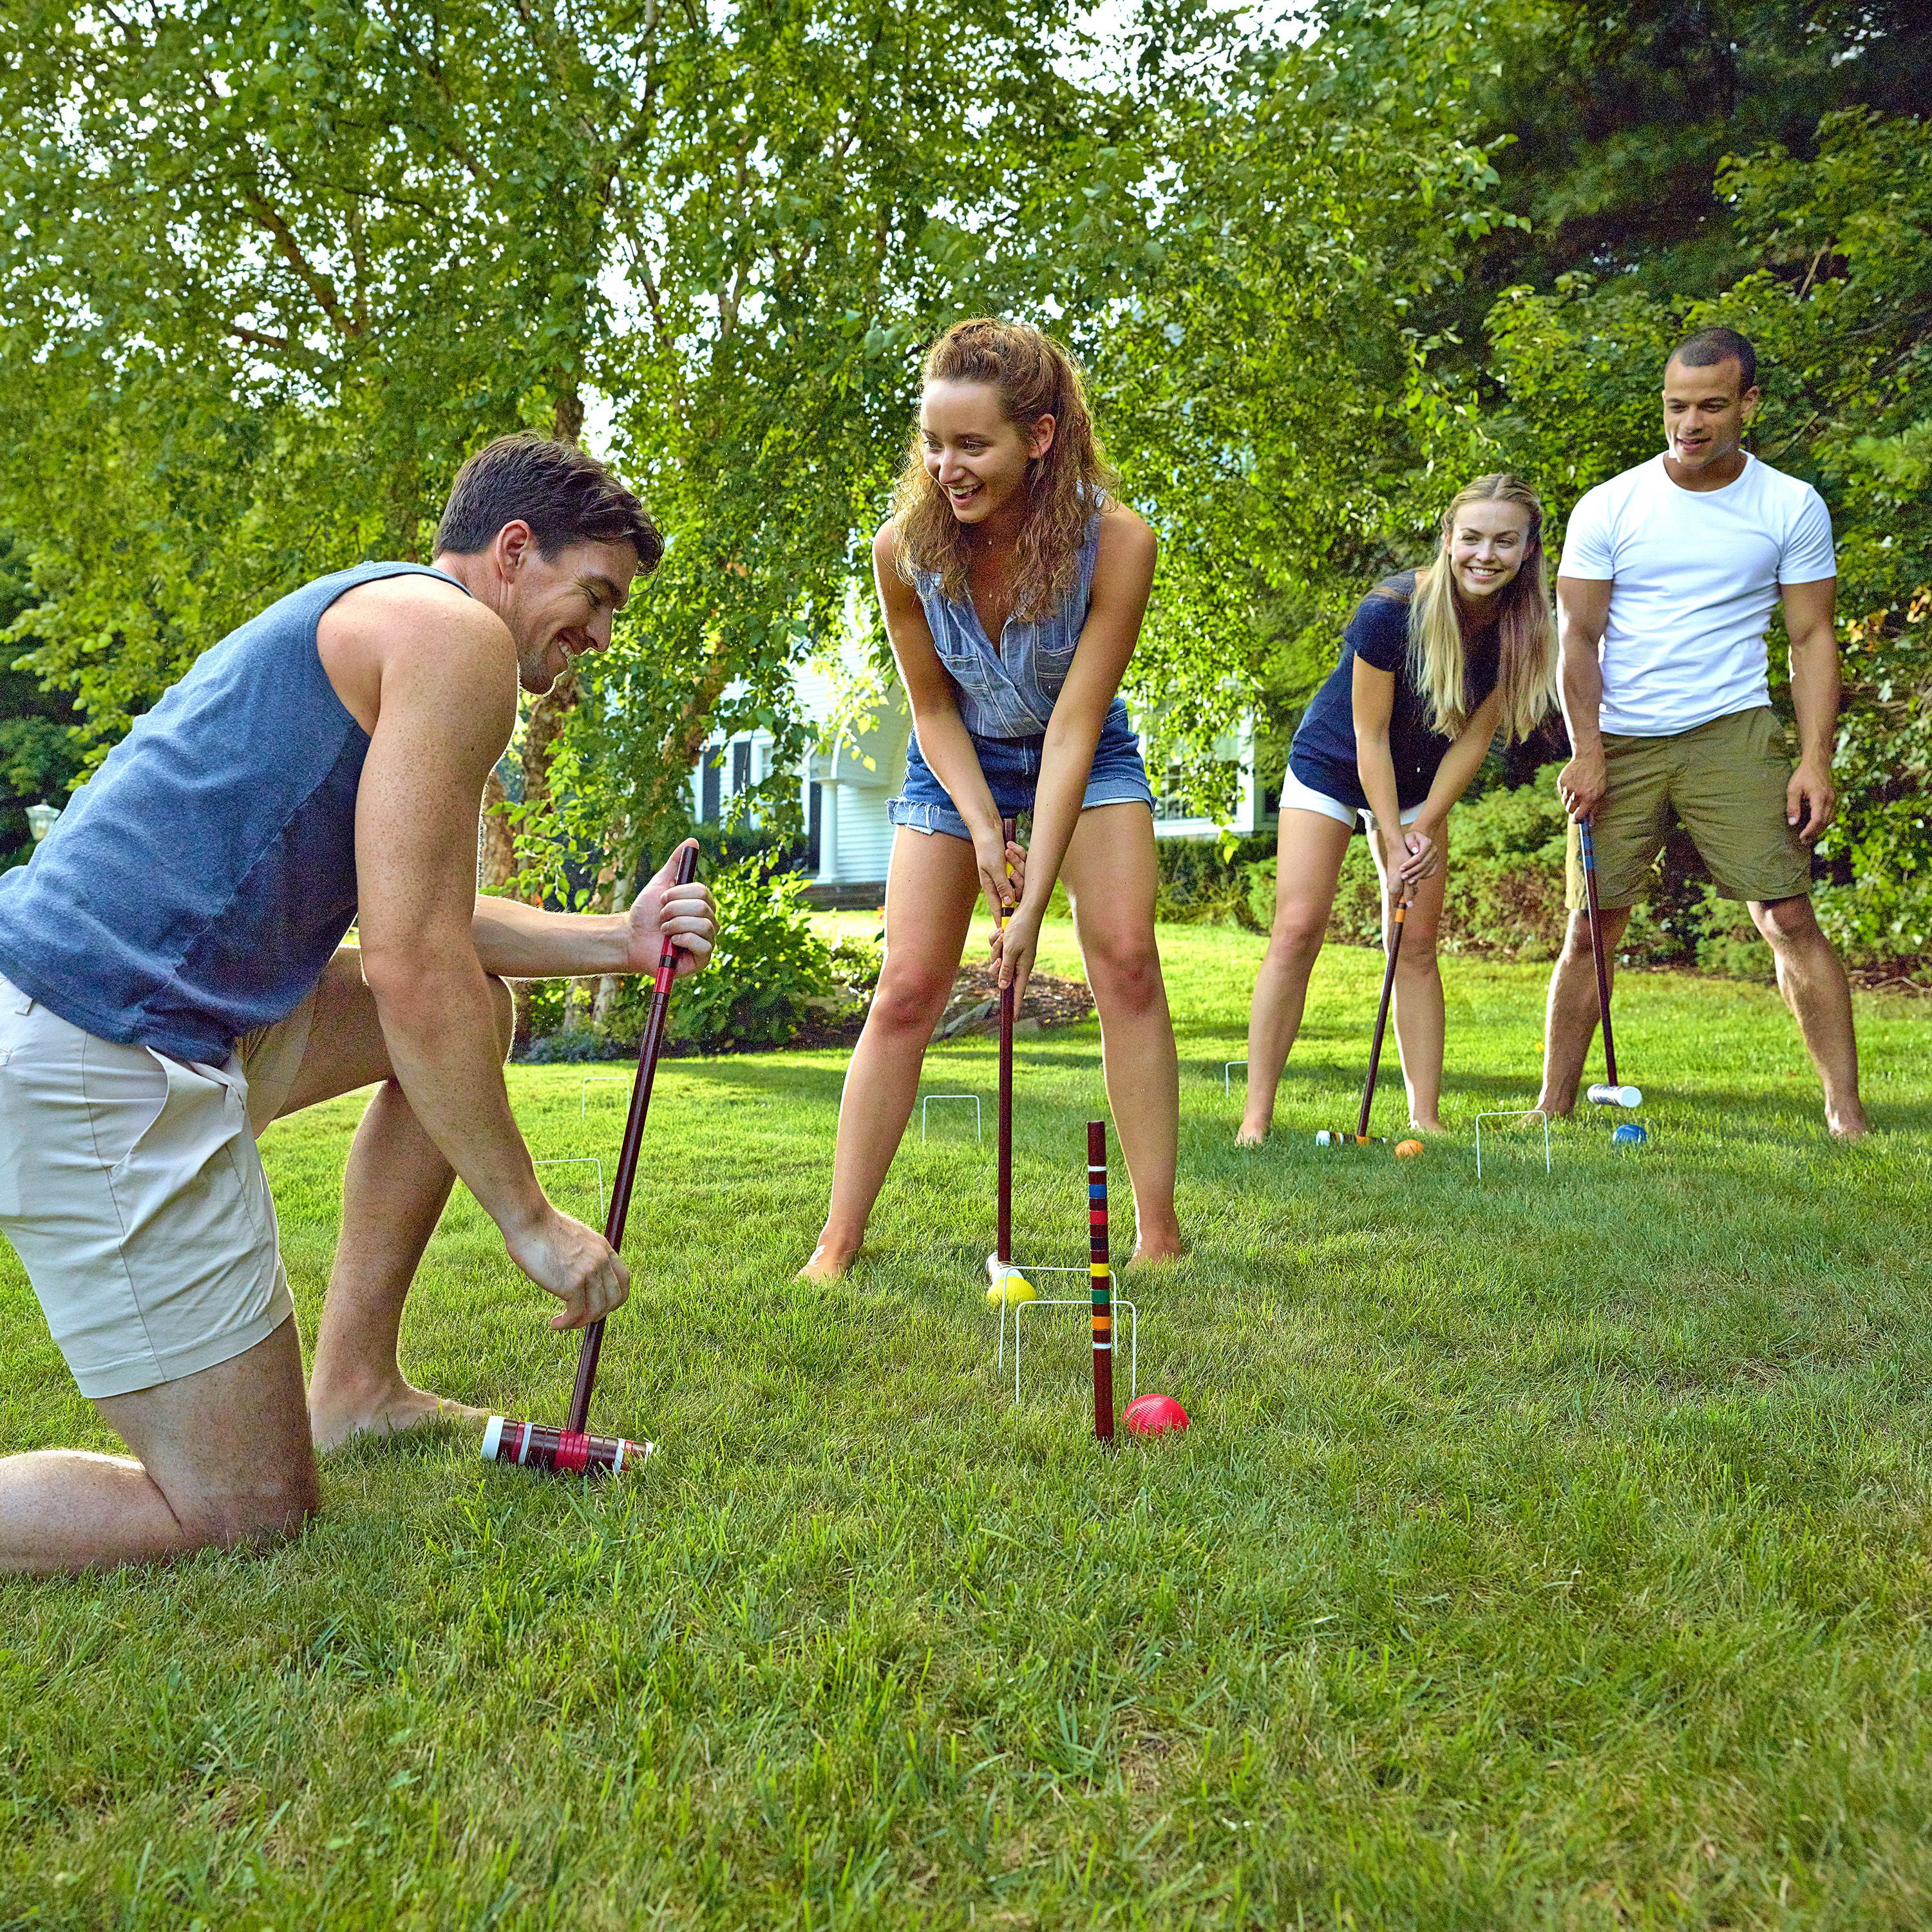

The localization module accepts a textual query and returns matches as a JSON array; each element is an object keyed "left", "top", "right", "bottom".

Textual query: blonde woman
[
  {"left": 801, "top": 319, "right": 1182, "bottom": 1278},
  {"left": 1238, "top": 474, "right": 1557, "bottom": 1143}
]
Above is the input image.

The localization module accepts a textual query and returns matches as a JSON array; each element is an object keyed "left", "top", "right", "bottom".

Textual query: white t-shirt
[{"left": 1558, "top": 451, "right": 1836, "bottom": 737}]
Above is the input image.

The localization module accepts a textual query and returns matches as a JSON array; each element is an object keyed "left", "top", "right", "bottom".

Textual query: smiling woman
[
  {"left": 1238, "top": 475, "right": 1559, "bottom": 1146},
  {"left": 799, "top": 318, "right": 1182, "bottom": 1283}
]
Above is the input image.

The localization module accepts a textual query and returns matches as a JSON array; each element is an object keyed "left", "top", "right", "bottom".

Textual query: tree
[{"left": 0, "top": 0, "right": 1099, "bottom": 895}]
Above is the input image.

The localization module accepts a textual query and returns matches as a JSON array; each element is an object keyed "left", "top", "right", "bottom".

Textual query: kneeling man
[
  {"left": 0, "top": 432, "right": 717, "bottom": 1573},
  {"left": 1537, "top": 327, "right": 1866, "bottom": 1139}
]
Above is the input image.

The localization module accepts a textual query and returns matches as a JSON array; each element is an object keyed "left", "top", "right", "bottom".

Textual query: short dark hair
[
  {"left": 1667, "top": 326, "right": 1757, "bottom": 393},
  {"left": 435, "top": 432, "right": 663, "bottom": 573}
]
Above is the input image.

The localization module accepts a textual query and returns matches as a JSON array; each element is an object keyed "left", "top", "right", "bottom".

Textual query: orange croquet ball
[
  {"left": 1394, "top": 1138, "right": 1425, "bottom": 1158},
  {"left": 1122, "top": 1392, "right": 1189, "bottom": 1437}
]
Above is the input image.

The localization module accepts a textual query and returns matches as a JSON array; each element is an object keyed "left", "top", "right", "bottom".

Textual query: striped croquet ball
[{"left": 1122, "top": 1392, "right": 1189, "bottom": 1437}]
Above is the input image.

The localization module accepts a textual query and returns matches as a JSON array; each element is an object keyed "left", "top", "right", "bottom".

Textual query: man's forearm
[
  {"left": 471, "top": 894, "right": 630, "bottom": 980},
  {"left": 1788, "top": 631, "right": 1841, "bottom": 766},
  {"left": 1558, "top": 629, "right": 1605, "bottom": 755},
  {"left": 366, "top": 954, "right": 547, "bottom": 1233}
]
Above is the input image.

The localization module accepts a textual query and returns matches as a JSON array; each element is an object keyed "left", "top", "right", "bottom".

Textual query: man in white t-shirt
[{"left": 1534, "top": 327, "right": 1867, "bottom": 1139}]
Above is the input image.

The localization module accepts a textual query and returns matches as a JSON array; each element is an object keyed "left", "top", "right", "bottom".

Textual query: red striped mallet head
[{"left": 480, "top": 1416, "right": 652, "bottom": 1478}]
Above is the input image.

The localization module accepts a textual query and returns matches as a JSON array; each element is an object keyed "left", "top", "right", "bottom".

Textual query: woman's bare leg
[
  {"left": 1061, "top": 804, "right": 1183, "bottom": 1262},
  {"left": 1237, "top": 810, "right": 1355, "bottom": 1143},
  {"left": 1367, "top": 820, "right": 1450, "bottom": 1132},
  {"left": 800, "top": 829, "right": 980, "bottom": 1280}
]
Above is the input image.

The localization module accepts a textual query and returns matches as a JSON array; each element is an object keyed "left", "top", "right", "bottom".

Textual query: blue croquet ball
[{"left": 1613, "top": 1122, "right": 1649, "bottom": 1146}]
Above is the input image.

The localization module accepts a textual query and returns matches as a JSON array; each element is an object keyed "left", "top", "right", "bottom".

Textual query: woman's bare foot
[
  {"left": 1828, "top": 1109, "right": 1870, "bottom": 1142},
  {"left": 797, "top": 1240, "right": 857, "bottom": 1283},
  {"left": 1409, "top": 1117, "right": 1446, "bottom": 1135},
  {"left": 308, "top": 1378, "right": 488, "bottom": 1454},
  {"left": 1235, "top": 1119, "right": 1270, "bottom": 1146},
  {"left": 1128, "top": 1233, "right": 1186, "bottom": 1266}
]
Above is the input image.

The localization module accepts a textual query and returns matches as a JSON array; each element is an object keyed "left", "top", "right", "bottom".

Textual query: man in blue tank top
[{"left": 0, "top": 433, "right": 717, "bottom": 1574}]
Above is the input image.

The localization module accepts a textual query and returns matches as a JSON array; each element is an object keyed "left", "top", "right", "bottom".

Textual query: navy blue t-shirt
[{"left": 1287, "top": 574, "right": 1499, "bottom": 814}]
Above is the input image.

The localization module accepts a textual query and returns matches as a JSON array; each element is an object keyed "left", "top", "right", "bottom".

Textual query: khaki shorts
[
  {"left": 1566, "top": 706, "right": 1814, "bottom": 912},
  {"left": 0, "top": 978, "right": 316, "bottom": 1399}
]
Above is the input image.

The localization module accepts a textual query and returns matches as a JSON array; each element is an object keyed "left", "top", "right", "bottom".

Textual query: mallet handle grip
[
  {"left": 1578, "top": 816, "right": 1620, "bottom": 1090},
  {"left": 567, "top": 840, "right": 699, "bottom": 1435},
  {"left": 996, "top": 815, "right": 1017, "bottom": 1269}
]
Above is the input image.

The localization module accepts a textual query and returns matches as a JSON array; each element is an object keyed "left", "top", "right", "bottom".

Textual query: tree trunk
[{"left": 478, "top": 766, "right": 518, "bottom": 895}]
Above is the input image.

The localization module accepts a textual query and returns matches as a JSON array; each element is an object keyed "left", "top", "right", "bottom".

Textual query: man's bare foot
[
  {"left": 308, "top": 1379, "right": 489, "bottom": 1454},
  {"left": 797, "top": 1241, "right": 855, "bottom": 1283}
]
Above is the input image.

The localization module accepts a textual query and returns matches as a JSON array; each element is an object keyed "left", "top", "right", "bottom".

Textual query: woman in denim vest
[{"left": 801, "top": 319, "right": 1182, "bottom": 1279}]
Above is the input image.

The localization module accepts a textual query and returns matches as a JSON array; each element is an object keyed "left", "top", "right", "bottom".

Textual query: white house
[{"left": 689, "top": 656, "right": 1269, "bottom": 902}]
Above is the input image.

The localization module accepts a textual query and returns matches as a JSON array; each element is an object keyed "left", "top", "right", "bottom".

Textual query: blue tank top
[
  {"left": 912, "top": 512, "right": 1103, "bottom": 739},
  {"left": 0, "top": 562, "right": 468, "bottom": 1065}
]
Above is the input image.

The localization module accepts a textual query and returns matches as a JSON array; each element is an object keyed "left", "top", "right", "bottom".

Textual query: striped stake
[{"left": 1088, "top": 1119, "right": 1115, "bottom": 1443}]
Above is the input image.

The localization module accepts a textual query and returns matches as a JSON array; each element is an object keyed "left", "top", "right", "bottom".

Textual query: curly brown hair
[{"left": 891, "top": 318, "right": 1116, "bottom": 623}]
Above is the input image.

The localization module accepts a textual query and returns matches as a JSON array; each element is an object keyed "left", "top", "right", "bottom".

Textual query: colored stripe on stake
[{"left": 1088, "top": 1119, "right": 1115, "bottom": 1443}]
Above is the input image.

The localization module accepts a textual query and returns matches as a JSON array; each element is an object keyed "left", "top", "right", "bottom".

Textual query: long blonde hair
[
  {"left": 891, "top": 318, "right": 1116, "bottom": 623},
  {"left": 1404, "top": 474, "right": 1556, "bottom": 744}
]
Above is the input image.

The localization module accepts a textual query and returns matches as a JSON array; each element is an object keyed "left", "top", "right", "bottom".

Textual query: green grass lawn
[{"left": 6, "top": 920, "right": 1932, "bottom": 1929}]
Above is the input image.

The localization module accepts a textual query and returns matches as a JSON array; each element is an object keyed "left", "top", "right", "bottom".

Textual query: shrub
[
  {"left": 669, "top": 858, "right": 832, "bottom": 1050},
  {"left": 1154, "top": 833, "right": 1276, "bottom": 927},
  {"left": 518, "top": 1024, "right": 634, "bottom": 1064}
]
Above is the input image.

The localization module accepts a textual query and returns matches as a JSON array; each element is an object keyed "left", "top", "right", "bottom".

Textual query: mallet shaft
[
  {"left": 1356, "top": 886, "right": 1412, "bottom": 1141},
  {"left": 1578, "top": 817, "right": 1620, "bottom": 1090},
  {"left": 565, "top": 842, "right": 699, "bottom": 1436},
  {"left": 996, "top": 814, "right": 1017, "bottom": 1269},
  {"left": 1088, "top": 1119, "right": 1115, "bottom": 1444}
]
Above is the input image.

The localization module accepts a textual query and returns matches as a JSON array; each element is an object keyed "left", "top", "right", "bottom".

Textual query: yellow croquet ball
[
  {"left": 1394, "top": 1139, "right": 1425, "bottom": 1158},
  {"left": 987, "top": 1274, "right": 1037, "bottom": 1307}
]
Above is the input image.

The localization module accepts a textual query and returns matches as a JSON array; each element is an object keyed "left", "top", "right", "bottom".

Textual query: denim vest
[
  {"left": 0, "top": 562, "right": 466, "bottom": 1065},
  {"left": 913, "top": 513, "right": 1103, "bottom": 739}
]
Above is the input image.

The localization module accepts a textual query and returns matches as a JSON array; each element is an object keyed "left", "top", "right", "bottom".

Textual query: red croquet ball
[{"left": 1122, "top": 1392, "right": 1190, "bottom": 1437}]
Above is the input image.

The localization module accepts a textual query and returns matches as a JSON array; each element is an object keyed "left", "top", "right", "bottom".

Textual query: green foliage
[
  {"left": 1152, "top": 833, "right": 1276, "bottom": 927},
  {"left": 670, "top": 859, "right": 831, "bottom": 1051},
  {"left": 0, "top": 535, "right": 79, "bottom": 869}
]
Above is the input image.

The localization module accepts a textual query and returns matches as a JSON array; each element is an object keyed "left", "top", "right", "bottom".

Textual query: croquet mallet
[
  {"left": 1578, "top": 817, "right": 1642, "bottom": 1112},
  {"left": 987, "top": 816, "right": 1031, "bottom": 1298},
  {"left": 1315, "top": 881, "right": 1414, "bottom": 1146},
  {"left": 482, "top": 841, "right": 699, "bottom": 1477}
]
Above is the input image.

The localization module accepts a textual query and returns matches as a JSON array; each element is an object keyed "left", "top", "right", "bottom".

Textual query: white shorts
[
  {"left": 1278, "top": 766, "right": 1425, "bottom": 831},
  {"left": 0, "top": 976, "right": 310, "bottom": 1399}
]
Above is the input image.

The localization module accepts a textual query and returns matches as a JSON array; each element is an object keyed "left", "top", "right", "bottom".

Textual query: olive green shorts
[{"left": 1566, "top": 706, "right": 1814, "bottom": 912}]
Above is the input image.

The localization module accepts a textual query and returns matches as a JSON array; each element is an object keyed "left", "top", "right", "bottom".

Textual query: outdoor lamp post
[{"left": 24, "top": 802, "right": 60, "bottom": 844}]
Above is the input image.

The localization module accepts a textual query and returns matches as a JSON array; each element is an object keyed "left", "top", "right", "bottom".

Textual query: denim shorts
[{"left": 886, "top": 698, "right": 1156, "bottom": 842}]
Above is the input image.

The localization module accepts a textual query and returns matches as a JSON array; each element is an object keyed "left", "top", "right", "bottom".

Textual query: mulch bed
[{"left": 787, "top": 960, "right": 1095, "bottom": 1051}]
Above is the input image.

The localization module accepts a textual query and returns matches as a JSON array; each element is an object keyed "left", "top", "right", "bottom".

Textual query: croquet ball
[
  {"left": 1613, "top": 1122, "right": 1649, "bottom": 1146},
  {"left": 1123, "top": 1392, "right": 1190, "bottom": 1437},
  {"left": 987, "top": 1274, "right": 1037, "bottom": 1307},
  {"left": 1394, "top": 1138, "right": 1425, "bottom": 1158}
]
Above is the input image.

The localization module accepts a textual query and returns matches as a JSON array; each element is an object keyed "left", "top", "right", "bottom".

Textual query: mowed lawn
[{"left": 6, "top": 918, "right": 1932, "bottom": 1929}]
